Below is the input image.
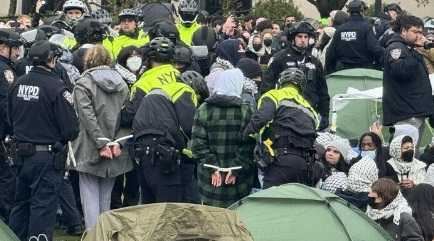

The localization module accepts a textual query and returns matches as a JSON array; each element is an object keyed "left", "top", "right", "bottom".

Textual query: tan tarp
[{"left": 81, "top": 203, "right": 254, "bottom": 241}]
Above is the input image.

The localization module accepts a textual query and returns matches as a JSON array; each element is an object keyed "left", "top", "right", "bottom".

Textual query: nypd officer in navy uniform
[
  {"left": 383, "top": 15, "right": 433, "bottom": 145},
  {"left": 260, "top": 21, "right": 330, "bottom": 131},
  {"left": 8, "top": 40, "right": 79, "bottom": 241},
  {"left": 325, "top": 0, "right": 384, "bottom": 73},
  {"left": 0, "top": 29, "right": 23, "bottom": 223}
]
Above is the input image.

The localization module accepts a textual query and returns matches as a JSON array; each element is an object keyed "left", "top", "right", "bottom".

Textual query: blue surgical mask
[{"left": 361, "top": 150, "right": 376, "bottom": 160}]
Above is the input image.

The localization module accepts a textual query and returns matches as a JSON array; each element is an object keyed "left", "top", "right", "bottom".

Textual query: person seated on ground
[
  {"left": 312, "top": 138, "right": 351, "bottom": 193},
  {"left": 336, "top": 154, "right": 379, "bottom": 211},
  {"left": 407, "top": 184, "right": 434, "bottom": 241},
  {"left": 385, "top": 135, "right": 426, "bottom": 196},
  {"left": 366, "top": 178, "right": 424, "bottom": 241},
  {"left": 351, "top": 132, "right": 390, "bottom": 178}
]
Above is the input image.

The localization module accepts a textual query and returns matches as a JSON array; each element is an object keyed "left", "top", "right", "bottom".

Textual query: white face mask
[
  {"left": 361, "top": 150, "right": 376, "bottom": 160},
  {"left": 126, "top": 56, "right": 142, "bottom": 72}
]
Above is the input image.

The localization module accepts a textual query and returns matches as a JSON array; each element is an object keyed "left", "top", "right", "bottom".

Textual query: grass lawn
[{"left": 53, "top": 229, "right": 81, "bottom": 241}]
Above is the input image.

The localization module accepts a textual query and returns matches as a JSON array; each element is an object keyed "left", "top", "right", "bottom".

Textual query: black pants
[
  {"left": 0, "top": 158, "right": 16, "bottom": 223},
  {"left": 138, "top": 158, "right": 199, "bottom": 204},
  {"left": 262, "top": 152, "right": 308, "bottom": 189},
  {"left": 8, "top": 152, "right": 63, "bottom": 241},
  {"left": 111, "top": 168, "right": 140, "bottom": 209}
]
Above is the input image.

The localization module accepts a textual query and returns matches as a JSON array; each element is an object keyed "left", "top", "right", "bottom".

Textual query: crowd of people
[{"left": 0, "top": 0, "right": 434, "bottom": 240}]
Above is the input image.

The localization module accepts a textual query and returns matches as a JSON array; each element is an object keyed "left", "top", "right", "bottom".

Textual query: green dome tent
[
  {"left": 230, "top": 184, "right": 393, "bottom": 241},
  {"left": 327, "top": 68, "right": 383, "bottom": 142},
  {"left": 0, "top": 220, "right": 19, "bottom": 241}
]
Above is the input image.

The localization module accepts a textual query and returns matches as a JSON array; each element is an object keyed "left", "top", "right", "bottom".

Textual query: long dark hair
[
  {"left": 322, "top": 151, "right": 350, "bottom": 175},
  {"left": 407, "top": 184, "right": 434, "bottom": 241},
  {"left": 358, "top": 132, "right": 387, "bottom": 177}
]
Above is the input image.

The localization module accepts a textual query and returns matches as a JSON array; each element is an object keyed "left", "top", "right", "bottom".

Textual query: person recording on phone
[{"left": 382, "top": 15, "right": 433, "bottom": 146}]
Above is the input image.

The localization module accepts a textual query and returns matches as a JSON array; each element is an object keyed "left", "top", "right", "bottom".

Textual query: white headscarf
[
  {"left": 348, "top": 157, "right": 379, "bottom": 193},
  {"left": 213, "top": 68, "right": 245, "bottom": 98},
  {"left": 387, "top": 135, "right": 426, "bottom": 184}
]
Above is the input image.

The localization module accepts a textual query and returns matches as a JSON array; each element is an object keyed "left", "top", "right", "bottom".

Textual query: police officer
[
  {"left": 0, "top": 29, "right": 23, "bottom": 223},
  {"left": 122, "top": 37, "right": 179, "bottom": 127},
  {"left": 8, "top": 40, "right": 79, "bottom": 241},
  {"left": 383, "top": 15, "right": 433, "bottom": 146},
  {"left": 244, "top": 68, "right": 319, "bottom": 188},
  {"left": 103, "top": 9, "right": 149, "bottom": 60},
  {"left": 62, "top": 0, "right": 87, "bottom": 28},
  {"left": 72, "top": 18, "right": 107, "bottom": 73},
  {"left": 132, "top": 71, "right": 207, "bottom": 203},
  {"left": 16, "top": 25, "right": 74, "bottom": 90},
  {"left": 176, "top": 0, "right": 202, "bottom": 46},
  {"left": 261, "top": 21, "right": 330, "bottom": 131},
  {"left": 326, "top": 0, "right": 384, "bottom": 73}
]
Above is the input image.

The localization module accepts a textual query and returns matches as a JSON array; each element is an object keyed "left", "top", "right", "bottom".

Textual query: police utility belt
[
  {"left": 16, "top": 142, "right": 67, "bottom": 170},
  {"left": 133, "top": 137, "right": 182, "bottom": 175}
]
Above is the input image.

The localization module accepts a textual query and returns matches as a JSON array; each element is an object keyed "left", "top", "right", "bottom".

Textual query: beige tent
[{"left": 81, "top": 203, "right": 254, "bottom": 241}]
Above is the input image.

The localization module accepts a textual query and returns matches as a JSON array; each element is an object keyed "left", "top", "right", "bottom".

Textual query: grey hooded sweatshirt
[{"left": 72, "top": 66, "right": 133, "bottom": 178}]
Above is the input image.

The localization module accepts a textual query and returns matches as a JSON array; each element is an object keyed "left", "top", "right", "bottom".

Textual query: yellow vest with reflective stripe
[
  {"left": 176, "top": 22, "right": 201, "bottom": 46},
  {"left": 103, "top": 30, "right": 149, "bottom": 60},
  {"left": 258, "top": 85, "right": 319, "bottom": 129},
  {"left": 148, "top": 82, "right": 198, "bottom": 107},
  {"left": 130, "top": 64, "right": 180, "bottom": 99}
]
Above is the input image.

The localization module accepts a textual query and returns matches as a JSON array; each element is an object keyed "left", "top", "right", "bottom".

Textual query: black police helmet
[
  {"left": 347, "top": 0, "right": 367, "bottom": 14},
  {"left": 180, "top": 70, "right": 209, "bottom": 100},
  {"left": 149, "top": 21, "right": 180, "bottom": 44},
  {"left": 148, "top": 37, "right": 175, "bottom": 63},
  {"left": 29, "top": 40, "right": 62, "bottom": 65},
  {"left": 0, "top": 29, "right": 23, "bottom": 47},
  {"left": 278, "top": 67, "right": 306, "bottom": 89},
  {"left": 36, "top": 25, "right": 62, "bottom": 41},
  {"left": 174, "top": 46, "right": 192, "bottom": 65},
  {"left": 118, "top": 8, "right": 140, "bottom": 22},
  {"left": 73, "top": 18, "right": 106, "bottom": 44},
  {"left": 288, "top": 21, "right": 315, "bottom": 40}
]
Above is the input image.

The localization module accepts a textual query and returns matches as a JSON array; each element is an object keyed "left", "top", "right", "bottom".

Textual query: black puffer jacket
[{"left": 382, "top": 34, "right": 433, "bottom": 125}]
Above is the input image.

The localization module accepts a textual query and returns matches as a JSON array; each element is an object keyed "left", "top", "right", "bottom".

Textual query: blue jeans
[{"left": 8, "top": 152, "right": 62, "bottom": 241}]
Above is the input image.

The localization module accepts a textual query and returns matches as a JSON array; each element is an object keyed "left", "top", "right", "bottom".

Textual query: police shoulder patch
[
  {"left": 390, "top": 48, "right": 401, "bottom": 60},
  {"left": 4, "top": 70, "right": 14, "bottom": 84},
  {"left": 63, "top": 91, "right": 73, "bottom": 105}
]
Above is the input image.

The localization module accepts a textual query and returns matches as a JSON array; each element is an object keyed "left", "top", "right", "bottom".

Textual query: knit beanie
[
  {"left": 326, "top": 138, "right": 352, "bottom": 161},
  {"left": 236, "top": 58, "right": 262, "bottom": 79}
]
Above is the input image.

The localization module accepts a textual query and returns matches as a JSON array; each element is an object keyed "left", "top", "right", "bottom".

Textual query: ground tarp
[{"left": 81, "top": 203, "right": 254, "bottom": 241}]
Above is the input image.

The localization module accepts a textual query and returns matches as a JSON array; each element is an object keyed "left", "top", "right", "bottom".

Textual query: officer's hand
[
  {"left": 99, "top": 146, "right": 113, "bottom": 160},
  {"left": 225, "top": 170, "right": 237, "bottom": 185},
  {"left": 211, "top": 170, "right": 222, "bottom": 187},
  {"left": 318, "top": 118, "right": 330, "bottom": 132},
  {"left": 110, "top": 143, "right": 122, "bottom": 158}
]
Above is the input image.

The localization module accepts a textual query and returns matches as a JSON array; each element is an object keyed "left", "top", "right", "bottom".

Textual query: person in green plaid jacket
[{"left": 191, "top": 68, "right": 255, "bottom": 208}]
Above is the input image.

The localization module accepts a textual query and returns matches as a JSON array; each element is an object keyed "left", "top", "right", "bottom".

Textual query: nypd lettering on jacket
[
  {"left": 17, "top": 84, "right": 40, "bottom": 101},
  {"left": 341, "top": 32, "right": 357, "bottom": 41}
]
